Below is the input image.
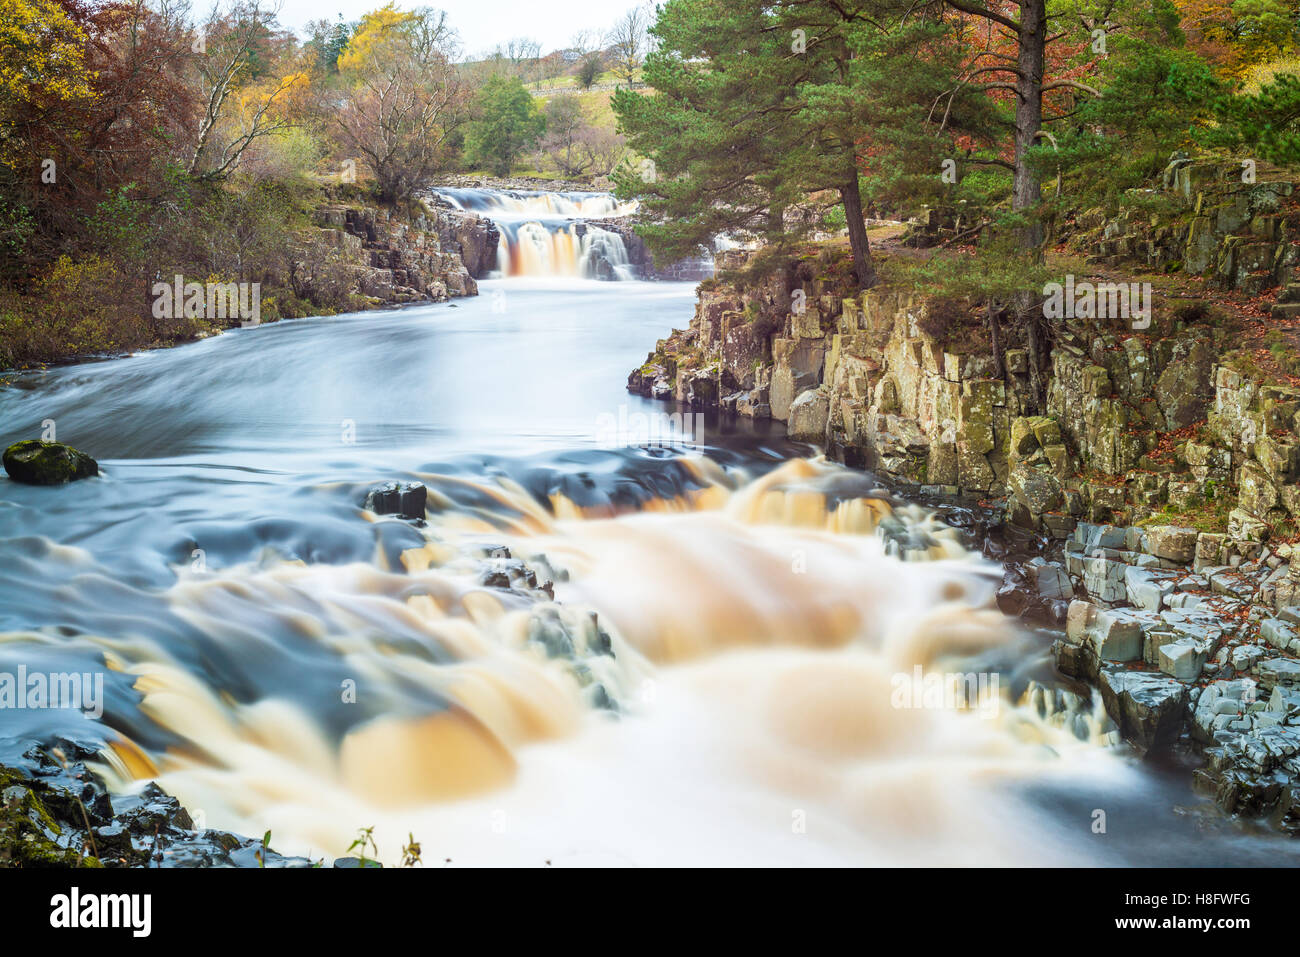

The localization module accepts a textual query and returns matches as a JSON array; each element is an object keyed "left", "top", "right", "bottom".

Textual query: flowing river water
[{"left": 1, "top": 192, "right": 1298, "bottom": 867}]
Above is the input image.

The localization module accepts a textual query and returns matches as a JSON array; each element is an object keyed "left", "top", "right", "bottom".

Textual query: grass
[
  {"left": 527, "top": 68, "right": 644, "bottom": 93},
  {"left": 1136, "top": 498, "right": 1231, "bottom": 534}
]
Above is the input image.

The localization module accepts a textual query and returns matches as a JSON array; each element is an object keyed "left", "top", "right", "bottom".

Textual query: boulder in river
[
  {"left": 364, "top": 481, "right": 427, "bottom": 520},
  {"left": 2, "top": 440, "right": 98, "bottom": 485}
]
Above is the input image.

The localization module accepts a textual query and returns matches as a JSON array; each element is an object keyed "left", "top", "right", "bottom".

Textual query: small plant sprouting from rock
[
  {"left": 401, "top": 833, "right": 422, "bottom": 867},
  {"left": 349, "top": 825, "right": 380, "bottom": 867}
]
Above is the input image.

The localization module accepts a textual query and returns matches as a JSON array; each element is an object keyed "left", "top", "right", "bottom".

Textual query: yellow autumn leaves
[{"left": 0, "top": 0, "right": 94, "bottom": 166}]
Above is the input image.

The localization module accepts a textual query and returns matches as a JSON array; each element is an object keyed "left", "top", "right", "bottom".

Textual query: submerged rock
[{"left": 2, "top": 440, "right": 98, "bottom": 485}]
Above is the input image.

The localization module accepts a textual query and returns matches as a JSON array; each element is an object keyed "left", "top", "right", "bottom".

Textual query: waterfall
[
  {"left": 436, "top": 187, "right": 639, "bottom": 220},
  {"left": 434, "top": 187, "right": 640, "bottom": 280}
]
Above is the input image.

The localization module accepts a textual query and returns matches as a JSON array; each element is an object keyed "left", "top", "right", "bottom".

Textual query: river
[{"left": 0, "top": 193, "right": 1296, "bottom": 867}]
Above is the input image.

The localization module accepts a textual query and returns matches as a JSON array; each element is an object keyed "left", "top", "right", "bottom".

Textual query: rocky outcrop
[
  {"left": 427, "top": 202, "right": 500, "bottom": 279},
  {"left": 1097, "top": 667, "right": 1190, "bottom": 757},
  {"left": 629, "top": 196, "right": 1300, "bottom": 546},
  {"left": 0, "top": 742, "right": 313, "bottom": 867},
  {"left": 629, "top": 255, "right": 1050, "bottom": 499},
  {"left": 309, "top": 202, "right": 478, "bottom": 305},
  {"left": 1039, "top": 516, "right": 1300, "bottom": 832},
  {"left": 1076, "top": 155, "right": 1300, "bottom": 295}
]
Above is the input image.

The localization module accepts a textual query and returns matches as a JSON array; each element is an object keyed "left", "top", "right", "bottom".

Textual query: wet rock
[
  {"left": 1097, "top": 666, "right": 1189, "bottom": 756},
  {"left": 1, "top": 744, "right": 315, "bottom": 868},
  {"left": 477, "top": 557, "right": 552, "bottom": 597},
  {"left": 1203, "top": 764, "right": 1285, "bottom": 817},
  {"left": 527, "top": 607, "right": 575, "bottom": 658},
  {"left": 589, "top": 683, "right": 617, "bottom": 711},
  {"left": 1030, "top": 560, "right": 1072, "bottom": 600},
  {"left": 3, "top": 440, "right": 98, "bottom": 485},
  {"left": 1268, "top": 786, "right": 1300, "bottom": 835},
  {"left": 996, "top": 568, "right": 1032, "bottom": 616},
  {"left": 365, "top": 481, "right": 427, "bottom": 520}
]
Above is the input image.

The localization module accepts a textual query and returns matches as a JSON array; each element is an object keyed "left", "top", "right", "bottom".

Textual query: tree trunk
[
  {"left": 1012, "top": 0, "right": 1047, "bottom": 252},
  {"left": 988, "top": 301, "right": 1005, "bottom": 380},
  {"left": 1024, "top": 305, "right": 1046, "bottom": 413},
  {"left": 840, "top": 171, "right": 877, "bottom": 289},
  {"left": 768, "top": 202, "right": 786, "bottom": 243}
]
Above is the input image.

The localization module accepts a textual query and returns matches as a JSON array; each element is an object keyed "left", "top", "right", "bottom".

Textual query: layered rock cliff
[
  {"left": 307, "top": 201, "right": 480, "bottom": 306},
  {"left": 630, "top": 156, "right": 1300, "bottom": 540}
]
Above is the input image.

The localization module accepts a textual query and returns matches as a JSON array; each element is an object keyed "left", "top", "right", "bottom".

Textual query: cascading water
[{"left": 435, "top": 187, "right": 641, "bottom": 280}]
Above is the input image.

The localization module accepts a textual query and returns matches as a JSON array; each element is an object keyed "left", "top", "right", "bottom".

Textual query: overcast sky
[{"left": 272, "top": 0, "right": 640, "bottom": 57}]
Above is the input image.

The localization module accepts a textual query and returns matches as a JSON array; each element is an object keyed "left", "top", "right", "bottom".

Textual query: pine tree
[{"left": 614, "top": 0, "right": 973, "bottom": 288}]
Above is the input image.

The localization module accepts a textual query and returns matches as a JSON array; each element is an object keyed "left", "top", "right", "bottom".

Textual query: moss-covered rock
[
  {"left": 0, "top": 768, "right": 100, "bottom": 867},
  {"left": 1155, "top": 340, "right": 1214, "bottom": 429},
  {"left": 1009, "top": 415, "right": 1054, "bottom": 460},
  {"left": 1008, "top": 463, "right": 1063, "bottom": 517},
  {"left": 2, "top": 440, "right": 98, "bottom": 485}
]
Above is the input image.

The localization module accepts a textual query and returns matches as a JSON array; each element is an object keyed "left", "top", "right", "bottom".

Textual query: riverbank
[
  {"left": 627, "top": 153, "right": 1300, "bottom": 834},
  {"left": 0, "top": 183, "right": 485, "bottom": 372}
]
